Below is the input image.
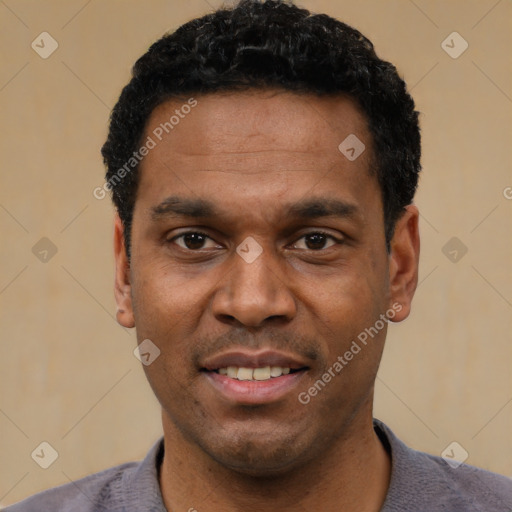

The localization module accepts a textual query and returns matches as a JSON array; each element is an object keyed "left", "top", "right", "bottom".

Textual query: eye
[
  {"left": 170, "top": 231, "right": 221, "bottom": 251},
  {"left": 168, "top": 231, "right": 342, "bottom": 252},
  {"left": 292, "top": 232, "right": 341, "bottom": 251}
]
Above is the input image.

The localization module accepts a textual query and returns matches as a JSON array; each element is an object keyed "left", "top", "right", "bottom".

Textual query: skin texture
[{"left": 113, "top": 90, "right": 420, "bottom": 512}]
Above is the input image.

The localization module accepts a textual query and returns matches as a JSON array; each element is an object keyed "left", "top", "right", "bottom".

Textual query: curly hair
[{"left": 101, "top": 0, "right": 421, "bottom": 259}]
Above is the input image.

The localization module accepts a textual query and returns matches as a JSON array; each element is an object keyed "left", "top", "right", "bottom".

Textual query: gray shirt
[{"left": 4, "top": 420, "right": 511, "bottom": 511}]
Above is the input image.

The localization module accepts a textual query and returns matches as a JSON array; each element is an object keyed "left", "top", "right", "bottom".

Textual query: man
[{"left": 5, "top": 0, "right": 511, "bottom": 511}]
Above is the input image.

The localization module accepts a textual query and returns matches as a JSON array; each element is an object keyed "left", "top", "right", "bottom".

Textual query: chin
[
  {"left": 200, "top": 428, "right": 314, "bottom": 477},
  {"left": 213, "top": 447, "right": 302, "bottom": 477}
]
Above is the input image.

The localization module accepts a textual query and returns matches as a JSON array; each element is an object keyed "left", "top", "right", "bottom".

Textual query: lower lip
[{"left": 203, "top": 370, "right": 307, "bottom": 405}]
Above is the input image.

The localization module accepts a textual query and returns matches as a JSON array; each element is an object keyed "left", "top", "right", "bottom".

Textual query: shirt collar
[{"left": 121, "top": 437, "right": 166, "bottom": 511}]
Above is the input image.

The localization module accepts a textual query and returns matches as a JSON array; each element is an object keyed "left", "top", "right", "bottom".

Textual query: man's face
[{"left": 115, "top": 90, "right": 416, "bottom": 475}]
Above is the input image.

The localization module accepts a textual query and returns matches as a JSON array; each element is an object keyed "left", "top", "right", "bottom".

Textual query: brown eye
[
  {"left": 293, "top": 232, "right": 339, "bottom": 251},
  {"left": 172, "top": 232, "right": 219, "bottom": 251}
]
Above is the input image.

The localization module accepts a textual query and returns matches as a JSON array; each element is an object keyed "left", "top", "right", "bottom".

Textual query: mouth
[
  {"left": 212, "top": 365, "right": 301, "bottom": 380},
  {"left": 200, "top": 350, "right": 310, "bottom": 404}
]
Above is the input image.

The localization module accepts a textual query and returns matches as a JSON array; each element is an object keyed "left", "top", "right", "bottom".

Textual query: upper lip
[{"left": 200, "top": 349, "right": 310, "bottom": 371}]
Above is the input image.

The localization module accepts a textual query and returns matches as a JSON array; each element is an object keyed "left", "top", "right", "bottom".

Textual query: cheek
[
  {"left": 302, "top": 254, "right": 389, "bottom": 389},
  {"left": 307, "top": 258, "right": 387, "bottom": 333},
  {"left": 131, "top": 259, "right": 207, "bottom": 331},
  {"left": 131, "top": 266, "right": 204, "bottom": 409},
  {"left": 312, "top": 291, "right": 386, "bottom": 415},
  {"left": 129, "top": 267, "right": 208, "bottom": 394}
]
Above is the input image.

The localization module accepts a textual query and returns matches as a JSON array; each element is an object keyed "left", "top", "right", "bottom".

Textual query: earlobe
[
  {"left": 388, "top": 205, "right": 420, "bottom": 323},
  {"left": 113, "top": 214, "right": 135, "bottom": 328}
]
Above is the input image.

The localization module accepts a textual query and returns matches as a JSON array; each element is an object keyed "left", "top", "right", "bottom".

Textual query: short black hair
[{"left": 101, "top": 0, "right": 421, "bottom": 259}]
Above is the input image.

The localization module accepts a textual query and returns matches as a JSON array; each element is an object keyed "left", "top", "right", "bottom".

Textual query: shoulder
[
  {"left": 375, "top": 420, "right": 512, "bottom": 512},
  {"left": 2, "top": 461, "right": 137, "bottom": 512},
  {"left": 2, "top": 439, "right": 165, "bottom": 512},
  {"left": 411, "top": 447, "right": 512, "bottom": 510}
]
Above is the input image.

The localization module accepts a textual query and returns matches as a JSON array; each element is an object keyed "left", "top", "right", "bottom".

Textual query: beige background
[{"left": 1, "top": 0, "right": 511, "bottom": 507}]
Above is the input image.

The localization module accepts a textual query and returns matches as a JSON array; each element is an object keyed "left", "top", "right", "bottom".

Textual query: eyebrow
[
  {"left": 286, "top": 197, "right": 358, "bottom": 220},
  {"left": 150, "top": 195, "right": 359, "bottom": 222},
  {"left": 151, "top": 196, "right": 218, "bottom": 220}
]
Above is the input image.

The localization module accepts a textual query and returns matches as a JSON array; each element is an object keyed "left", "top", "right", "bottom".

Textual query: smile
[
  {"left": 217, "top": 366, "right": 293, "bottom": 381},
  {"left": 199, "top": 349, "right": 311, "bottom": 404}
]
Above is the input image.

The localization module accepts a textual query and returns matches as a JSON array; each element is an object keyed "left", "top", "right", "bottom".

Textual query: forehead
[
  {"left": 134, "top": 90, "right": 378, "bottom": 224},
  {"left": 144, "top": 89, "right": 370, "bottom": 164}
]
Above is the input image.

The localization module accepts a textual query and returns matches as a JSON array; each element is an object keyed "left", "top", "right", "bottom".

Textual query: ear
[
  {"left": 388, "top": 204, "right": 420, "bottom": 322},
  {"left": 114, "top": 214, "right": 135, "bottom": 328}
]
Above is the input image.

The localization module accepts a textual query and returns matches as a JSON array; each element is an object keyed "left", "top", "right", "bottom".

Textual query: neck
[{"left": 159, "top": 409, "right": 391, "bottom": 512}]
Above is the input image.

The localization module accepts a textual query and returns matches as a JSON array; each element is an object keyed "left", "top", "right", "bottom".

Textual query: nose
[{"left": 211, "top": 243, "right": 297, "bottom": 328}]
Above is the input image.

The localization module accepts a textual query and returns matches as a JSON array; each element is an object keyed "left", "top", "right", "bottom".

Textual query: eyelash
[{"left": 168, "top": 230, "right": 343, "bottom": 251}]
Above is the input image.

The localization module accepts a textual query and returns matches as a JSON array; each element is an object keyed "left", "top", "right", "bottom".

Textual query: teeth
[
  {"left": 227, "top": 366, "right": 238, "bottom": 378},
  {"left": 270, "top": 366, "right": 283, "bottom": 377},
  {"left": 216, "top": 366, "right": 293, "bottom": 381},
  {"left": 253, "top": 367, "right": 271, "bottom": 380},
  {"left": 237, "top": 367, "right": 254, "bottom": 381}
]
